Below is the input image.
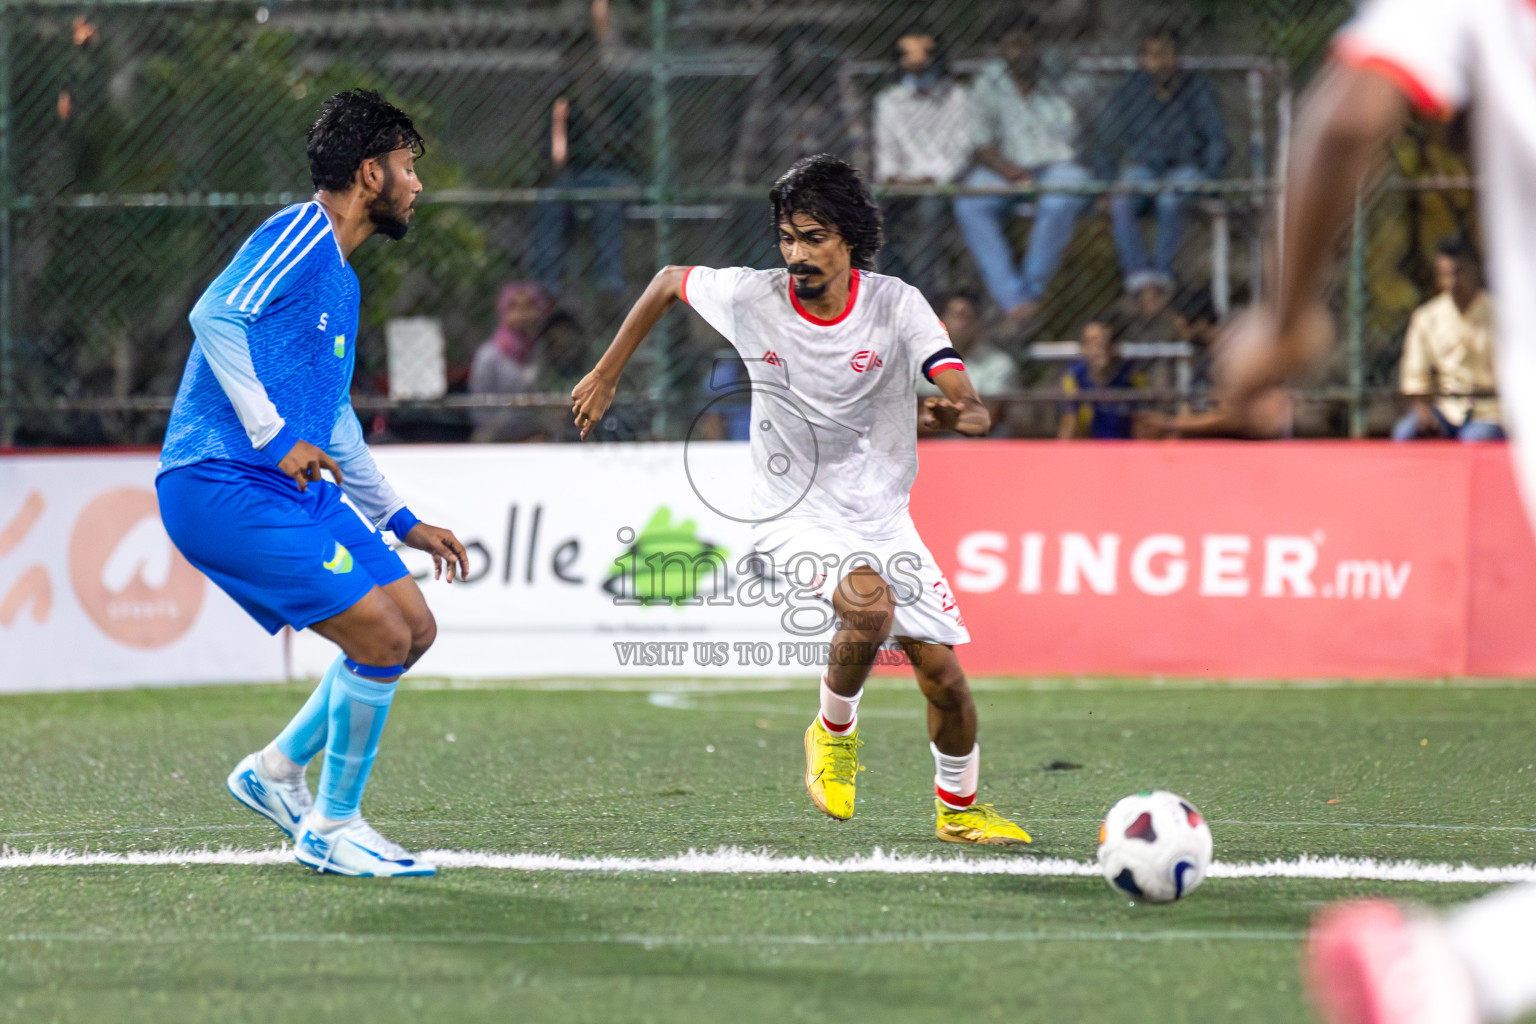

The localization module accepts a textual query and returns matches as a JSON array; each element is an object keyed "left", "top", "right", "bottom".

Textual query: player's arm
[
  {"left": 921, "top": 368, "right": 991, "bottom": 437},
  {"left": 188, "top": 286, "right": 342, "bottom": 491},
  {"left": 571, "top": 264, "right": 689, "bottom": 439},
  {"left": 326, "top": 403, "right": 469, "bottom": 582},
  {"left": 1219, "top": 64, "right": 1408, "bottom": 408}
]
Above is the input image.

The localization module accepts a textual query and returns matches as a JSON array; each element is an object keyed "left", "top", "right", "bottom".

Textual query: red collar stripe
[{"left": 789, "top": 268, "right": 860, "bottom": 326}]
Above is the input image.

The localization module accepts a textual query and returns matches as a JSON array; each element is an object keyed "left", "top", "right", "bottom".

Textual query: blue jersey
[{"left": 159, "top": 201, "right": 409, "bottom": 531}]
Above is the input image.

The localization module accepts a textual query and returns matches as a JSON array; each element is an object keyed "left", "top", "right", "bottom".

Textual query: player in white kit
[
  {"left": 572, "top": 155, "right": 1030, "bottom": 844},
  {"left": 1219, "top": 0, "right": 1536, "bottom": 1021}
]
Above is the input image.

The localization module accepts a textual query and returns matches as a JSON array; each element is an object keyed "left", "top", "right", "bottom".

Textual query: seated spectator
[
  {"left": 1168, "top": 285, "right": 1220, "bottom": 390},
  {"left": 1087, "top": 27, "right": 1230, "bottom": 295},
  {"left": 533, "top": 0, "right": 644, "bottom": 303},
  {"left": 1058, "top": 316, "right": 1144, "bottom": 439},
  {"left": 468, "top": 281, "right": 557, "bottom": 443},
  {"left": 1393, "top": 236, "right": 1501, "bottom": 442},
  {"left": 918, "top": 291, "right": 1020, "bottom": 434},
  {"left": 954, "top": 26, "right": 1091, "bottom": 323},
  {"left": 873, "top": 28, "right": 970, "bottom": 297}
]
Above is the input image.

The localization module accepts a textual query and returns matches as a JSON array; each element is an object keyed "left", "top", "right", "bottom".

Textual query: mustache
[{"left": 786, "top": 262, "right": 821, "bottom": 276}]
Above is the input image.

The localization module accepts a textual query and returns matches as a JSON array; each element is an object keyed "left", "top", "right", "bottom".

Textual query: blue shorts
[{"left": 157, "top": 460, "right": 409, "bottom": 635}]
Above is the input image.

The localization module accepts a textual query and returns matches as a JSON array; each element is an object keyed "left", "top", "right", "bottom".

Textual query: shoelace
[
  {"left": 825, "top": 735, "right": 864, "bottom": 787},
  {"left": 954, "top": 803, "right": 1008, "bottom": 825}
]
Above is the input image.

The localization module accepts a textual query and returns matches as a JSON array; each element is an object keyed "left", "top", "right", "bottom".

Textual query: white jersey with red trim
[
  {"left": 1336, "top": 0, "right": 1536, "bottom": 477},
  {"left": 683, "top": 266, "right": 959, "bottom": 530}
]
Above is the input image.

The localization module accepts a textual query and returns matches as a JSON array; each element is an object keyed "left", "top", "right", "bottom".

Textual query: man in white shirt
[
  {"left": 1392, "top": 235, "right": 1501, "bottom": 442},
  {"left": 953, "top": 27, "right": 1091, "bottom": 322},
  {"left": 1219, "top": 0, "right": 1536, "bottom": 1020},
  {"left": 572, "top": 155, "right": 1032, "bottom": 845},
  {"left": 872, "top": 29, "right": 970, "bottom": 297}
]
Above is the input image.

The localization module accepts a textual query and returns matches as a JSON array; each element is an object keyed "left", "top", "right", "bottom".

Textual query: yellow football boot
[
  {"left": 804, "top": 717, "right": 863, "bottom": 820},
  {"left": 935, "top": 799, "right": 1033, "bottom": 845}
]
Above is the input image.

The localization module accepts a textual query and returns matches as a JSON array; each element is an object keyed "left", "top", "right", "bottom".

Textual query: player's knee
[
  {"left": 408, "top": 608, "right": 437, "bottom": 661},
  {"left": 355, "top": 604, "right": 412, "bottom": 667},
  {"left": 920, "top": 661, "right": 970, "bottom": 709},
  {"left": 838, "top": 569, "right": 897, "bottom": 640}
]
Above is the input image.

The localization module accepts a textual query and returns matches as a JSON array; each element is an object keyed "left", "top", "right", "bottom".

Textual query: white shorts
[{"left": 750, "top": 513, "right": 970, "bottom": 647}]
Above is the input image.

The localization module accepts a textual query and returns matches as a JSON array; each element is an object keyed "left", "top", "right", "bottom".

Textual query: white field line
[
  {"left": 0, "top": 845, "right": 1533, "bottom": 883},
  {"left": 1, "top": 928, "right": 1305, "bottom": 947}
]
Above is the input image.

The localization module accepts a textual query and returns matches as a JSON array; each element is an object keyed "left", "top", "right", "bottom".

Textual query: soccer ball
[{"left": 1097, "top": 790, "right": 1214, "bottom": 903}]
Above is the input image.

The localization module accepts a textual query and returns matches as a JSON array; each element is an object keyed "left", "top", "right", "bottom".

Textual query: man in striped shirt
[{"left": 157, "top": 89, "right": 468, "bottom": 878}]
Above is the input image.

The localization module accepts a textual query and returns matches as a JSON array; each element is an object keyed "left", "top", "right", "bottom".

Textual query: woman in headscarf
[{"left": 468, "top": 281, "right": 556, "bottom": 442}]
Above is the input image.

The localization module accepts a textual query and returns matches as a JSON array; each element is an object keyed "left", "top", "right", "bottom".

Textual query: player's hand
[
  {"left": 403, "top": 523, "right": 470, "bottom": 583},
  {"left": 919, "top": 396, "right": 963, "bottom": 432},
  {"left": 276, "top": 440, "right": 343, "bottom": 492},
  {"left": 572, "top": 368, "right": 618, "bottom": 440},
  {"left": 1215, "top": 302, "right": 1332, "bottom": 434}
]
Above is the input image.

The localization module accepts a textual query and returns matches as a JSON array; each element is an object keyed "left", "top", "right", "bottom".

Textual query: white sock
[
  {"left": 260, "top": 742, "right": 305, "bottom": 782},
  {"left": 1445, "top": 883, "right": 1536, "bottom": 1022},
  {"left": 312, "top": 813, "right": 359, "bottom": 834},
  {"left": 818, "top": 674, "right": 861, "bottom": 736},
  {"left": 931, "top": 742, "right": 980, "bottom": 809}
]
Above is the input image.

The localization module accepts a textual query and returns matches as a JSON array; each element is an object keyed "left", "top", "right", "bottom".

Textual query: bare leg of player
[
  {"left": 897, "top": 638, "right": 1027, "bottom": 844},
  {"left": 803, "top": 567, "right": 894, "bottom": 820}
]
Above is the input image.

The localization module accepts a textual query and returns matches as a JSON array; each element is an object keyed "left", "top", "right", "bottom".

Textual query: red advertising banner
[{"left": 908, "top": 441, "right": 1536, "bottom": 679}]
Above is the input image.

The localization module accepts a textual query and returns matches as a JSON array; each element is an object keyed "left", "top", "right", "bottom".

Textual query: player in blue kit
[{"left": 156, "top": 89, "right": 469, "bottom": 877}]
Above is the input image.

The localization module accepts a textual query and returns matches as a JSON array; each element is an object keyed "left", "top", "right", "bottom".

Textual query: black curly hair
[
  {"left": 306, "top": 89, "right": 425, "bottom": 192},
  {"left": 768, "top": 154, "right": 883, "bottom": 270}
]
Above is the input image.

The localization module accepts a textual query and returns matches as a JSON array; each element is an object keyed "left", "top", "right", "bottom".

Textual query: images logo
[
  {"left": 68, "top": 488, "right": 205, "bottom": 648},
  {"left": 323, "top": 541, "right": 354, "bottom": 575}
]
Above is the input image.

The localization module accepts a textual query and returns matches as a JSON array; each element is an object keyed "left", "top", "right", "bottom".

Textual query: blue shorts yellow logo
[{"left": 323, "top": 541, "right": 354, "bottom": 575}]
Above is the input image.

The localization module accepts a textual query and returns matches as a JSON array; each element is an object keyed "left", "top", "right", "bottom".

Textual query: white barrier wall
[
  {"left": 289, "top": 443, "right": 795, "bottom": 679},
  {"left": 0, "top": 453, "right": 286, "bottom": 691}
]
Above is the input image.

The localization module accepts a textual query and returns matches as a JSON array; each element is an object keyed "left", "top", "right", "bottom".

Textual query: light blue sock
[
  {"left": 273, "top": 654, "right": 345, "bottom": 765},
  {"left": 315, "top": 664, "right": 398, "bottom": 821}
]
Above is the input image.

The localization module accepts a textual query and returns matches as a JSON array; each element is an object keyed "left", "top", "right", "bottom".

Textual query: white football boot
[
  {"left": 292, "top": 813, "right": 436, "bottom": 877},
  {"left": 226, "top": 751, "right": 311, "bottom": 840}
]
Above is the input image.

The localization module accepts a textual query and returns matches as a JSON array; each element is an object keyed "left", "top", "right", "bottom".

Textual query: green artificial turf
[{"left": 0, "top": 678, "right": 1532, "bottom": 1023}]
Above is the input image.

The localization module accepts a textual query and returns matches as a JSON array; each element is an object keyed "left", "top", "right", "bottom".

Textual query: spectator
[
  {"left": 954, "top": 27, "right": 1091, "bottom": 323},
  {"left": 532, "top": 0, "right": 644, "bottom": 302},
  {"left": 733, "top": 31, "right": 849, "bottom": 187},
  {"left": 872, "top": 29, "right": 970, "bottom": 297},
  {"left": 918, "top": 291, "right": 1020, "bottom": 433},
  {"left": 1058, "top": 316, "right": 1144, "bottom": 439},
  {"left": 468, "top": 281, "right": 556, "bottom": 443},
  {"left": 1088, "top": 27, "right": 1230, "bottom": 295},
  {"left": 1393, "top": 236, "right": 1502, "bottom": 442}
]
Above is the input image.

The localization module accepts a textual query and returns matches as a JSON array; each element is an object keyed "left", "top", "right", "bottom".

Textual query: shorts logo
[
  {"left": 333, "top": 334, "right": 346, "bottom": 358},
  {"left": 763, "top": 350, "right": 781, "bottom": 366},
  {"left": 323, "top": 541, "right": 354, "bottom": 575},
  {"left": 850, "top": 350, "right": 883, "bottom": 373}
]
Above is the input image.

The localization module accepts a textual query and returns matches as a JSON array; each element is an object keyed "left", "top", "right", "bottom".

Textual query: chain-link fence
[{"left": 1, "top": 0, "right": 1450, "bottom": 448}]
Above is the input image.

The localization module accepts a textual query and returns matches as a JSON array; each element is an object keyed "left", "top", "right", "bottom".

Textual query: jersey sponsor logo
[
  {"left": 763, "top": 350, "right": 781, "bottom": 366},
  {"left": 850, "top": 350, "right": 884, "bottom": 373},
  {"left": 333, "top": 334, "right": 346, "bottom": 358},
  {"left": 316, "top": 313, "right": 329, "bottom": 331},
  {"left": 323, "top": 541, "right": 354, "bottom": 575}
]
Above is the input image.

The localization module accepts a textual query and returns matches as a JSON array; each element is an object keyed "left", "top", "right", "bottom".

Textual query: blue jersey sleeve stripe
[
  {"left": 250, "top": 219, "right": 332, "bottom": 315},
  {"left": 225, "top": 204, "right": 312, "bottom": 308},
  {"left": 236, "top": 205, "right": 325, "bottom": 312}
]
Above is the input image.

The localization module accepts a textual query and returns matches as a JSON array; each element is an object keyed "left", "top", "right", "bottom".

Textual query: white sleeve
[
  {"left": 327, "top": 402, "right": 407, "bottom": 530},
  {"left": 187, "top": 288, "right": 286, "bottom": 451},
  {"left": 681, "top": 266, "right": 747, "bottom": 341},
  {"left": 902, "top": 287, "right": 964, "bottom": 387},
  {"left": 1334, "top": 0, "right": 1474, "bottom": 116}
]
